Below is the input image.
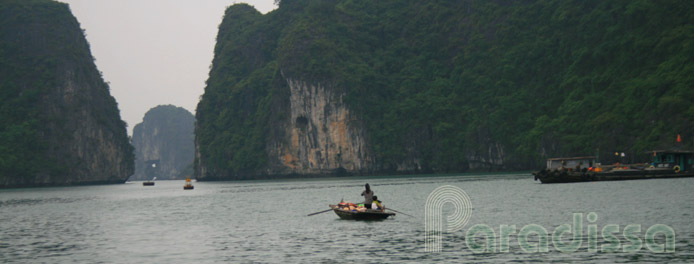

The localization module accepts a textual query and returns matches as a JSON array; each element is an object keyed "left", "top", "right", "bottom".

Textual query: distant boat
[
  {"left": 533, "top": 150, "right": 694, "bottom": 183},
  {"left": 183, "top": 177, "right": 194, "bottom": 190},
  {"left": 329, "top": 202, "right": 394, "bottom": 220},
  {"left": 143, "top": 177, "right": 156, "bottom": 186}
]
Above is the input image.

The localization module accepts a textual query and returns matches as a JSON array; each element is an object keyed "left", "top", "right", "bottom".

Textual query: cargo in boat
[{"left": 329, "top": 203, "right": 395, "bottom": 220}]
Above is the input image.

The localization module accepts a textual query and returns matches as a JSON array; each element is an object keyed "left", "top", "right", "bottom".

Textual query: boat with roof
[{"left": 533, "top": 150, "right": 694, "bottom": 183}]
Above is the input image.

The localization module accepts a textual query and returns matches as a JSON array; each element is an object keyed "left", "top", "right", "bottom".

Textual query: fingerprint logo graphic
[{"left": 424, "top": 185, "right": 472, "bottom": 252}]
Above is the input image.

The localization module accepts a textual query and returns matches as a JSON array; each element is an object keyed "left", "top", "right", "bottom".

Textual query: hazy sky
[{"left": 57, "top": 0, "right": 277, "bottom": 135}]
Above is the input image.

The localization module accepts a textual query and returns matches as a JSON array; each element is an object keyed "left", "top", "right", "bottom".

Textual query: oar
[
  {"left": 307, "top": 208, "right": 334, "bottom": 216},
  {"left": 385, "top": 208, "right": 415, "bottom": 217}
]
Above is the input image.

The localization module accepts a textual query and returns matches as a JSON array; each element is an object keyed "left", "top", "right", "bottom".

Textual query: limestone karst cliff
[
  {"left": 0, "top": 0, "right": 134, "bottom": 187},
  {"left": 195, "top": 0, "right": 693, "bottom": 180},
  {"left": 131, "top": 105, "right": 194, "bottom": 180},
  {"left": 266, "top": 77, "right": 372, "bottom": 175}
]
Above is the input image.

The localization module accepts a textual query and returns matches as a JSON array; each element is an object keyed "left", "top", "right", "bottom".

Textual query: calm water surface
[{"left": 1, "top": 173, "right": 693, "bottom": 263}]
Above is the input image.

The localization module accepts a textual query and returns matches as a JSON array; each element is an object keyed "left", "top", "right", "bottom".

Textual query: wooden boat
[
  {"left": 183, "top": 177, "right": 194, "bottom": 190},
  {"left": 329, "top": 204, "right": 395, "bottom": 220},
  {"left": 533, "top": 150, "right": 694, "bottom": 184},
  {"left": 143, "top": 177, "right": 156, "bottom": 186}
]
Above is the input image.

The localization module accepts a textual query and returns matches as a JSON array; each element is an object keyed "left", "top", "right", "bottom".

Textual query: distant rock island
[
  {"left": 131, "top": 105, "right": 194, "bottom": 181},
  {"left": 0, "top": 0, "right": 134, "bottom": 187},
  {"left": 195, "top": 0, "right": 693, "bottom": 180}
]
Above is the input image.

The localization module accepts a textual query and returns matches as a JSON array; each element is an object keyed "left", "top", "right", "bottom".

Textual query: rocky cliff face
[
  {"left": 131, "top": 105, "right": 194, "bottom": 180},
  {"left": 193, "top": 3, "right": 457, "bottom": 180},
  {"left": 0, "top": 0, "right": 134, "bottom": 187},
  {"left": 266, "top": 77, "right": 372, "bottom": 175}
]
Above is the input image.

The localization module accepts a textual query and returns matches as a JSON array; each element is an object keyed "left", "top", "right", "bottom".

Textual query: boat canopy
[
  {"left": 649, "top": 150, "right": 694, "bottom": 154},
  {"left": 546, "top": 156, "right": 596, "bottom": 170},
  {"left": 649, "top": 150, "right": 694, "bottom": 171}
]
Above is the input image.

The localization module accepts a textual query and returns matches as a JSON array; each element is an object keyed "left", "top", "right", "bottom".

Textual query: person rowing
[{"left": 361, "top": 183, "right": 374, "bottom": 209}]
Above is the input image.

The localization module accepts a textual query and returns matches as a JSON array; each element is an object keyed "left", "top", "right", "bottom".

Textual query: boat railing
[{"left": 589, "top": 163, "right": 649, "bottom": 172}]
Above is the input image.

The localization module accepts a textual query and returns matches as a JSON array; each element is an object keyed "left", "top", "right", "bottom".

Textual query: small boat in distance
[
  {"left": 533, "top": 150, "right": 694, "bottom": 183},
  {"left": 143, "top": 177, "right": 156, "bottom": 186},
  {"left": 329, "top": 202, "right": 395, "bottom": 220},
  {"left": 183, "top": 177, "right": 194, "bottom": 190}
]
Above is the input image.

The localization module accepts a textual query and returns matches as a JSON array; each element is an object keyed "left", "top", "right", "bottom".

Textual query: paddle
[
  {"left": 385, "top": 207, "right": 415, "bottom": 217},
  {"left": 307, "top": 208, "right": 334, "bottom": 216}
]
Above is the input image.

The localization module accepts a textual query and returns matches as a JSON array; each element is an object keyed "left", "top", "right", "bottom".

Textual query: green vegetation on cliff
[
  {"left": 0, "top": 0, "right": 134, "bottom": 186},
  {"left": 197, "top": 0, "right": 693, "bottom": 178},
  {"left": 0, "top": 0, "right": 65, "bottom": 181},
  {"left": 196, "top": 4, "right": 280, "bottom": 178}
]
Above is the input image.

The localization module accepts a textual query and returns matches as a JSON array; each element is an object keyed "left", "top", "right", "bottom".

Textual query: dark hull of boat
[
  {"left": 330, "top": 205, "right": 395, "bottom": 220},
  {"left": 183, "top": 185, "right": 194, "bottom": 190},
  {"left": 143, "top": 182, "right": 155, "bottom": 186},
  {"left": 533, "top": 169, "right": 694, "bottom": 184}
]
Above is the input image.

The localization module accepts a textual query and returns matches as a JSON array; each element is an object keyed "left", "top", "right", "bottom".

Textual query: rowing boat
[{"left": 329, "top": 204, "right": 395, "bottom": 220}]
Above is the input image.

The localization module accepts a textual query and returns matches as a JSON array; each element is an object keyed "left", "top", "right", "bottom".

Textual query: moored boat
[
  {"left": 329, "top": 203, "right": 395, "bottom": 220},
  {"left": 533, "top": 150, "right": 694, "bottom": 184},
  {"left": 183, "top": 177, "right": 194, "bottom": 190},
  {"left": 143, "top": 177, "right": 156, "bottom": 186}
]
